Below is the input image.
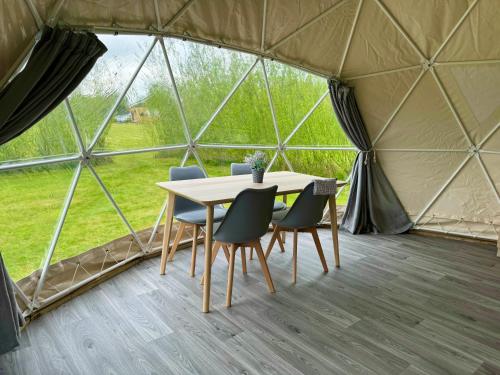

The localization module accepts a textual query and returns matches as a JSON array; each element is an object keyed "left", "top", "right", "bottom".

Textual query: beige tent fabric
[
  {"left": 483, "top": 132, "right": 500, "bottom": 152},
  {"left": 0, "top": 2, "right": 39, "bottom": 86},
  {"left": 376, "top": 72, "right": 471, "bottom": 150},
  {"left": 339, "top": 0, "right": 422, "bottom": 78},
  {"left": 270, "top": 0, "right": 358, "bottom": 77},
  {"left": 265, "top": 0, "right": 341, "bottom": 48},
  {"left": 1, "top": 0, "right": 499, "bottom": 243},
  {"left": 438, "top": 0, "right": 500, "bottom": 63},
  {"left": 346, "top": 68, "right": 421, "bottom": 140},
  {"left": 382, "top": 0, "right": 473, "bottom": 59},
  {"left": 437, "top": 64, "right": 500, "bottom": 145},
  {"left": 16, "top": 223, "right": 192, "bottom": 305},
  {"left": 170, "top": 0, "right": 265, "bottom": 52},
  {"left": 376, "top": 151, "right": 468, "bottom": 219}
]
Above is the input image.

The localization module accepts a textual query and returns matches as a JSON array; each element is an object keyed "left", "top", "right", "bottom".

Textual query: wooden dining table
[{"left": 157, "top": 171, "right": 345, "bottom": 312}]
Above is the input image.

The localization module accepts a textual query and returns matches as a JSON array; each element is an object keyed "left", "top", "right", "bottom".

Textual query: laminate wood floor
[{"left": 1, "top": 230, "right": 500, "bottom": 375}]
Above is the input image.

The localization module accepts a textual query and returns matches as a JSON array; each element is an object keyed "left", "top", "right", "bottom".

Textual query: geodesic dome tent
[{"left": 1, "top": 0, "right": 499, "bottom": 316}]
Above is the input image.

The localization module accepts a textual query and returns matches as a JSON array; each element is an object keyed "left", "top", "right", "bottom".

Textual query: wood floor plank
[
  {"left": 1, "top": 230, "right": 499, "bottom": 375},
  {"left": 473, "top": 362, "right": 500, "bottom": 375}
]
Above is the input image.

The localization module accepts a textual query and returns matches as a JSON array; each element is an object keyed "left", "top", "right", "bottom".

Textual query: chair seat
[
  {"left": 273, "top": 201, "right": 287, "bottom": 212},
  {"left": 176, "top": 207, "right": 227, "bottom": 225}
]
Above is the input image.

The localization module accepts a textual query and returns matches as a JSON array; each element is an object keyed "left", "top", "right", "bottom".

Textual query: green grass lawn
[{"left": 1, "top": 122, "right": 350, "bottom": 281}]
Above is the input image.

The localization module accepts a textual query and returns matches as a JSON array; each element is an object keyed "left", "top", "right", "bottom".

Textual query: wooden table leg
[
  {"left": 203, "top": 205, "right": 214, "bottom": 313},
  {"left": 328, "top": 195, "right": 340, "bottom": 268},
  {"left": 282, "top": 195, "right": 287, "bottom": 244},
  {"left": 160, "top": 193, "right": 175, "bottom": 275}
]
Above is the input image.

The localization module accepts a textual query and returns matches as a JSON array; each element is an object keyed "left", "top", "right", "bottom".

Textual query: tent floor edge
[{"left": 409, "top": 228, "right": 498, "bottom": 248}]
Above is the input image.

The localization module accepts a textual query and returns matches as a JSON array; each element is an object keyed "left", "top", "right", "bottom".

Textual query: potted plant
[{"left": 244, "top": 151, "right": 267, "bottom": 183}]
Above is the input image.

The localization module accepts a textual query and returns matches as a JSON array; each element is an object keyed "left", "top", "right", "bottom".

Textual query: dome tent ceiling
[{"left": 2, "top": 0, "right": 500, "bottom": 240}]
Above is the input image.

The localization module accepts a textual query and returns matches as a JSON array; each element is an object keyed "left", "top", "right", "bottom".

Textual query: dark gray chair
[
  {"left": 167, "top": 166, "right": 227, "bottom": 277},
  {"left": 209, "top": 185, "right": 278, "bottom": 307},
  {"left": 231, "top": 163, "right": 287, "bottom": 259},
  {"left": 265, "top": 182, "right": 329, "bottom": 284}
]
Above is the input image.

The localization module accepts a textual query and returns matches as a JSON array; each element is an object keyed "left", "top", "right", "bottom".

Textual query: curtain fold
[
  {"left": 0, "top": 26, "right": 107, "bottom": 145},
  {"left": 329, "top": 79, "right": 412, "bottom": 234},
  {"left": 0, "top": 253, "right": 25, "bottom": 355}
]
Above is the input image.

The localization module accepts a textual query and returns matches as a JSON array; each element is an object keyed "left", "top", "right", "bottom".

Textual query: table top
[{"left": 157, "top": 171, "right": 346, "bottom": 205}]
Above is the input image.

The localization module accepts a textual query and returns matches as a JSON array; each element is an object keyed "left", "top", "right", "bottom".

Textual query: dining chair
[
  {"left": 209, "top": 185, "right": 278, "bottom": 307},
  {"left": 265, "top": 182, "right": 330, "bottom": 284},
  {"left": 230, "top": 162, "right": 287, "bottom": 258},
  {"left": 167, "top": 166, "right": 227, "bottom": 277}
]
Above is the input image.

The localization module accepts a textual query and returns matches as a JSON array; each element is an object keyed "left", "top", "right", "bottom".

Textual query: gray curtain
[
  {"left": 329, "top": 79, "right": 412, "bottom": 234},
  {"left": 0, "top": 26, "right": 107, "bottom": 145},
  {"left": 0, "top": 253, "right": 25, "bottom": 354}
]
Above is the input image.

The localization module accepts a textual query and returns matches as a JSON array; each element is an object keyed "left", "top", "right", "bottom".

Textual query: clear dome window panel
[
  {"left": 90, "top": 149, "right": 186, "bottom": 232},
  {"left": 0, "top": 102, "right": 78, "bottom": 165},
  {"left": 267, "top": 153, "right": 289, "bottom": 172},
  {"left": 48, "top": 166, "right": 134, "bottom": 265},
  {"left": 196, "top": 147, "right": 276, "bottom": 177},
  {"left": 92, "top": 43, "right": 187, "bottom": 152},
  {"left": 286, "top": 98, "right": 352, "bottom": 147},
  {"left": 0, "top": 162, "right": 77, "bottom": 283},
  {"left": 285, "top": 150, "right": 357, "bottom": 182},
  {"left": 264, "top": 60, "right": 327, "bottom": 141},
  {"left": 36, "top": 165, "right": 142, "bottom": 301},
  {"left": 181, "top": 150, "right": 206, "bottom": 172},
  {"left": 68, "top": 34, "right": 158, "bottom": 148},
  {"left": 198, "top": 67, "right": 278, "bottom": 145},
  {"left": 165, "top": 38, "right": 256, "bottom": 137}
]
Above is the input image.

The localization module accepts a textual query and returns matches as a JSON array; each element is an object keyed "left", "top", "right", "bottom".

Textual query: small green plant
[{"left": 244, "top": 151, "right": 267, "bottom": 171}]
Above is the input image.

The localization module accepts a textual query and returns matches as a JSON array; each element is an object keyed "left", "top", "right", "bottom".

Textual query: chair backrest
[
  {"left": 230, "top": 163, "right": 252, "bottom": 176},
  {"left": 214, "top": 185, "right": 278, "bottom": 244},
  {"left": 169, "top": 166, "right": 205, "bottom": 216},
  {"left": 278, "top": 182, "right": 329, "bottom": 229}
]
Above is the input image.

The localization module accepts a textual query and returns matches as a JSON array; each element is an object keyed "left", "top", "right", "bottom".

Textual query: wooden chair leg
[
  {"left": 272, "top": 224, "right": 285, "bottom": 253},
  {"left": 254, "top": 241, "right": 276, "bottom": 293},
  {"left": 292, "top": 229, "right": 298, "bottom": 284},
  {"left": 189, "top": 224, "right": 199, "bottom": 277},
  {"left": 226, "top": 244, "right": 237, "bottom": 307},
  {"left": 168, "top": 222, "right": 186, "bottom": 262},
  {"left": 249, "top": 247, "right": 254, "bottom": 260},
  {"left": 241, "top": 247, "right": 247, "bottom": 274},
  {"left": 311, "top": 227, "right": 328, "bottom": 273},
  {"left": 211, "top": 241, "right": 222, "bottom": 264},
  {"left": 222, "top": 244, "right": 230, "bottom": 262},
  {"left": 265, "top": 226, "right": 281, "bottom": 259},
  {"left": 276, "top": 231, "right": 286, "bottom": 253}
]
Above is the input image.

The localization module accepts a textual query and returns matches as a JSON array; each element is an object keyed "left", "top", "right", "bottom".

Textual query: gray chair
[
  {"left": 167, "top": 166, "right": 227, "bottom": 277},
  {"left": 231, "top": 163, "right": 287, "bottom": 258},
  {"left": 209, "top": 185, "right": 278, "bottom": 307},
  {"left": 265, "top": 182, "right": 329, "bottom": 284}
]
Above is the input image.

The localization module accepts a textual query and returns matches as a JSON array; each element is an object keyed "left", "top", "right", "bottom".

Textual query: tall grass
[{"left": 146, "top": 41, "right": 355, "bottom": 179}]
